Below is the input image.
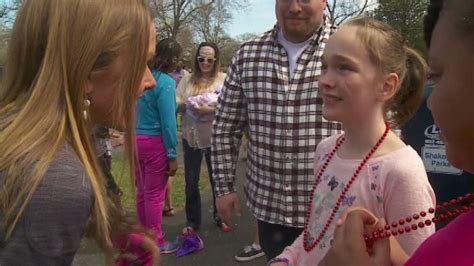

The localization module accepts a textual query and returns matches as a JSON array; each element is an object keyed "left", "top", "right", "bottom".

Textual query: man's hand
[
  {"left": 216, "top": 192, "right": 241, "bottom": 230},
  {"left": 167, "top": 160, "right": 178, "bottom": 176},
  {"left": 319, "top": 208, "right": 391, "bottom": 266}
]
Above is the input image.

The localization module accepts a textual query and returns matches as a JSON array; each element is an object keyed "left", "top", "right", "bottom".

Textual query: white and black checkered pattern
[{"left": 211, "top": 18, "right": 342, "bottom": 227}]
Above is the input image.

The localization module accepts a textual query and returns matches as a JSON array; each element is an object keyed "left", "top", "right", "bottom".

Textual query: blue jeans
[{"left": 182, "top": 139, "right": 219, "bottom": 230}]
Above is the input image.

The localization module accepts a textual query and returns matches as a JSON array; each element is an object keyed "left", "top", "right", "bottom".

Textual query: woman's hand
[
  {"left": 168, "top": 160, "right": 178, "bottom": 176},
  {"left": 319, "top": 208, "right": 391, "bottom": 266},
  {"left": 193, "top": 102, "right": 215, "bottom": 115}
]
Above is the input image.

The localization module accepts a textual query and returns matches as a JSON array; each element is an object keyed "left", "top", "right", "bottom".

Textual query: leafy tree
[
  {"left": 193, "top": 0, "right": 241, "bottom": 47},
  {"left": 218, "top": 32, "right": 260, "bottom": 70},
  {"left": 372, "top": 0, "right": 429, "bottom": 56},
  {"left": 150, "top": 0, "right": 247, "bottom": 70}
]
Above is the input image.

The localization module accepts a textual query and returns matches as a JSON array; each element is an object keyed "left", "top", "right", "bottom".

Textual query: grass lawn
[{"left": 111, "top": 155, "right": 210, "bottom": 213}]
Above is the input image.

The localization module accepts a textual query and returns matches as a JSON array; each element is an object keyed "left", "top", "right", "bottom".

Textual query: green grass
[{"left": 111, "top": 155, "right": 210, "bottom": 213}]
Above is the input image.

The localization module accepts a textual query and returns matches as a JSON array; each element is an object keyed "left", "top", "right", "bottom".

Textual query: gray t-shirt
[{"left": 0, "top": 144, "right": 93, "bottom": 266}]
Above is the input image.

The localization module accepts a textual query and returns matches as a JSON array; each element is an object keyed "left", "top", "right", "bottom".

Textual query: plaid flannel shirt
[{"left": 211, "top": 18, "right": 342, "bottom": 227}]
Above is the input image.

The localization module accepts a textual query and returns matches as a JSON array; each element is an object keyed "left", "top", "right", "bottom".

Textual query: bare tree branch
[{"left": 326, "top": 0, "right": 377, "bottom": 25}]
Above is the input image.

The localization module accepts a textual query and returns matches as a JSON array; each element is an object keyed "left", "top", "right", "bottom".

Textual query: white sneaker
[{"left": 234, "top": 245, "right": 264, "bottom": 262}]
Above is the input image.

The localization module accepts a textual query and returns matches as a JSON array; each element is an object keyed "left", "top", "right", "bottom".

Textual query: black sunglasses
[{"left": 197, "top": 56, "right": 216, "bottom": 64}]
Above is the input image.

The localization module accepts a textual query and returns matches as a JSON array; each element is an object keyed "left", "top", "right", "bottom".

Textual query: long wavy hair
[
  {"left": 190, "top": 42, "right": 221, "bottom": 95},
  {"left": 0, "top": 0, "right": 152, "bottom": 247}
]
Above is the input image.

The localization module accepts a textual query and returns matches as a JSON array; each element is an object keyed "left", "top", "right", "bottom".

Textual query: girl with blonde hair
[
  {"left": 271, "top": 17, "right": 435, "bottom": 265},
  {"left": 0, "top": 0, "right": 158, "bottom": 264},
  {"left": 320, "top": 0, "right": 474, "bottom": 265}
]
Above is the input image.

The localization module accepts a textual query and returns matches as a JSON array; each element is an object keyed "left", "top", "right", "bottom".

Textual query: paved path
[{"left": 73, "top": 152, "right": 266, "bottom": 266}]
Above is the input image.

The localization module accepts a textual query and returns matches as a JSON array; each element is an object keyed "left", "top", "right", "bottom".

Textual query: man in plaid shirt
[{"left": 211, "top": 0, "right": 342, "bottom": 260}]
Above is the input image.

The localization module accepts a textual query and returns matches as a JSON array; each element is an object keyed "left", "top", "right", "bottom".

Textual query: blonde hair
[
  {"left": 0, "top": 0, "right": 152, "bottom": 247},
  {"left": 190, "top": 42, "right": 221, "bottom": 95},
  {"left": 345, "top": 17, "right": 427, "bottom": 128}
]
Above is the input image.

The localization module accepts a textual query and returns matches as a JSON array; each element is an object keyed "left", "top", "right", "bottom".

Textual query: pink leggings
[{"left": 135, "top": 135, "right": 169, "bottom": 246}]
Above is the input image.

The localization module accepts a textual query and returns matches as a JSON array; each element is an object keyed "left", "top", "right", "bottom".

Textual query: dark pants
[
  {"left": 182, "top": 139, "right": 219, "bottom": 230},
  {"left": 257, "top": 220, "right": 303, "bottom": 261}
]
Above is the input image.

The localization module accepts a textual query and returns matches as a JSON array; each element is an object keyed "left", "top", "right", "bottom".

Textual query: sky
[
  {"left": 228, "top": 0, "right": 378, "bottom": 38},
  {"left": 229, "top": 0, "right": 276, "bottom": 38}
]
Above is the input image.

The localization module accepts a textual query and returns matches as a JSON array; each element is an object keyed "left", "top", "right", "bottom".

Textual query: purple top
[{"left": 406, "top": 209, "right": 474, "bottom": 266}]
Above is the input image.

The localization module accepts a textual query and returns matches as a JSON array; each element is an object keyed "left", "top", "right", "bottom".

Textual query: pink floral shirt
[{"left": 278, "top": 135, "right": 436, "bottom": 265}]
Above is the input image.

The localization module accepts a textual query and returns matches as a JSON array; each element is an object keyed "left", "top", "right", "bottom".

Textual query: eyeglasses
[{"left": 197, "top": 56, "right": 216, "bottom": 64}]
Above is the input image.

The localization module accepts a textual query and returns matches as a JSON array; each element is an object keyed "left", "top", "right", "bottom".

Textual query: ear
[
  {"left": 85, "top": 78, "right": 94, "bottom": 94},
  {"left": 378, "top": 73, "right": 399, "bottom": 102}
]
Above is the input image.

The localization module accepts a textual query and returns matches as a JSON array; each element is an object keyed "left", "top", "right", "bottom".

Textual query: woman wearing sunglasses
[{"left": 176, "top": 42, "right": 229, "bottom": 234}]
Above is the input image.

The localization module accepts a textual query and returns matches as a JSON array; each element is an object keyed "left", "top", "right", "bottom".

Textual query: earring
[{"left": 83, "top": 99, "right": 91, "bottom": 120}]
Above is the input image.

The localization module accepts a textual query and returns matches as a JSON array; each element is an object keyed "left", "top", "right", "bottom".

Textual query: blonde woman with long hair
[
  {"left": 0, "top": 0, "right": 158, "bottom": 264},
  {"left": 176, "top": 42, "right": 229, "bottom": 234}
]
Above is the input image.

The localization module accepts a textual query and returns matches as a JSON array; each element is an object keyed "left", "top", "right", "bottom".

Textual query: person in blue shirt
[{"left": 135, "top": 38, "right": 181, "bottom": 254}]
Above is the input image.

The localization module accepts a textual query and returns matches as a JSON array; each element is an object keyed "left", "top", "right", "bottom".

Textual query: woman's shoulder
[
  {"left": 0, "top": 143, "right": 93, "bottom": 263},
  {"left": 176, "top": 72, "right": 193, "bottom": 88},
  {"left": 180, "top": 72, "right": 192, "bottom": 82},
  {"left": 217, "top": 72, "right": 227, "bottom": 82},
  {"left": 38, "top": 142, "right": 92, "bottom": 203},
  {"left": 53, "top": 143, "right": 86, "bottom": 170}
]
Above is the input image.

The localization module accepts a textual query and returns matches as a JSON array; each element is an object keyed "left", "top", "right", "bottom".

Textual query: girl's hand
[{"left": 168, "top": 160, "right": 178, "bottom": 176}]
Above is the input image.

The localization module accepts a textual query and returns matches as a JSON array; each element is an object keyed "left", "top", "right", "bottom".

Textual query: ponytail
[
  {"left": 345, "top": 17, "right": 428, "bottom": 129},
  {"left": 389, "top": 47, "right": 427, "bottom": 128}
]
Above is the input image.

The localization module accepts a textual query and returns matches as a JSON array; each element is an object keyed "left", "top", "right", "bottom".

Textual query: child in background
[
  {"left": 135, "top": 38, "right": 181, "bottom": 253},
  {"left": 270, "top": 17, "right": 436, "bottom": 266}
]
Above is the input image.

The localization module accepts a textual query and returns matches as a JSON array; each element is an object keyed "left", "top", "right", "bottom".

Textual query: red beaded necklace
[
  {"left": 365, "top": 192, "right": 474, "bottom": 248},
  {"left": 303, "top": 122, "right": 391, "bottom": 252}
]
